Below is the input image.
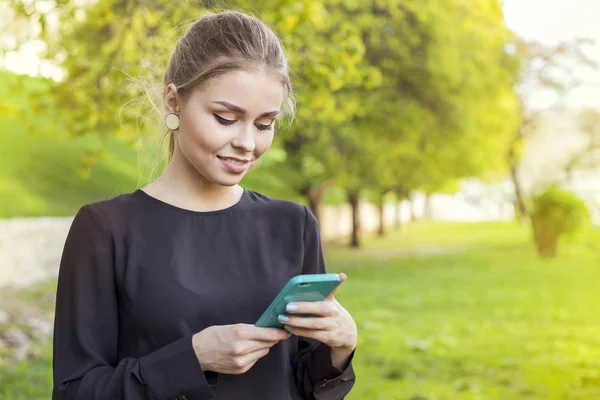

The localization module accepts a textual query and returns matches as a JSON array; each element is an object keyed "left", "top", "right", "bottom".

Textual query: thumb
[{"left": 326, "top": 273, "right": 347, "bottom": 300}]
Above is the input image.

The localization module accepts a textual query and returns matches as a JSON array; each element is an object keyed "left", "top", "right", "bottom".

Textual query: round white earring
[{"left": 165, "top": 113, "right": 180, "bottom": 130}]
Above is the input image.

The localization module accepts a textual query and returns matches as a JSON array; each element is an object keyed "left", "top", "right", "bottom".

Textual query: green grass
[
  {"left": 330, "top": 222, "right": 600, "bottom": 400},
  {"left": 0, "top": 281, "right": 57, "bottom": 399},
  {"left": 0, "top": 126, "right": 143, "bottom": 218},
  {"left": 2, "top": 222, "right": 600, "bottom": 399}
]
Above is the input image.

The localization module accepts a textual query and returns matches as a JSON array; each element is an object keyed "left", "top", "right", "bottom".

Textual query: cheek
[
  {"left": 254, "top": 133, "right": 275, "bottom": 157},
  {"left": 180, "top": 115, "right": 228, "bottom": 154}
]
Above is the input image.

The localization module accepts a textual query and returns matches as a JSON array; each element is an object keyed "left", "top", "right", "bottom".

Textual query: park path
[{"left": 0, "top": 216, "right": 73, "bottom": 288}]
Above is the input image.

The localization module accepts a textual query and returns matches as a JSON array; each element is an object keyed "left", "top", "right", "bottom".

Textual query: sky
[
  {"left": 2, "top": 0, "right": 600, "bottom": 109},
  {"left": 502, "top": 0, "right": 600, "bottom": 109}
]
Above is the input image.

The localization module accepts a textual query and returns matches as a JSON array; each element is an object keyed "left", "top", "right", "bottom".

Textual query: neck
[{"left": 144, "top": 150, "right": 243, "bottom": 212}]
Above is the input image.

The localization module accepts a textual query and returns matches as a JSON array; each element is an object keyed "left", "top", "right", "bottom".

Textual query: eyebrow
[{"left": 212, "top": 101, "right": 280, "bottom": 118}]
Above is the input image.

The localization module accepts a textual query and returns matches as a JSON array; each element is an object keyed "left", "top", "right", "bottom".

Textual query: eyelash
[{"left": 213, "top": 114, "right": 274, "bottom": 131}]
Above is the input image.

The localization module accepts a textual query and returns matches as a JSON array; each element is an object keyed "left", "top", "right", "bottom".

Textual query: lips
[
  {"left": 218, "top": 156, "right": 249, "bottom": 165},
  {"left": 218, "top": 156, "right": 251, "bottom": 174}
]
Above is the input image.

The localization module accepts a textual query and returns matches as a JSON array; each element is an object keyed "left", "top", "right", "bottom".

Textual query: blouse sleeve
[
  {"left": 52, "top": 205, "right": 216, "bottom": 400},
  {"left": 291, "top": 206, "right": 356, "bottom": 400}
]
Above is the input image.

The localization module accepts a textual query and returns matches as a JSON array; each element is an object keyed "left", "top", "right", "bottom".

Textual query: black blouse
[{"left": 52, "top": 189, "right": 356, "bottom": 400}]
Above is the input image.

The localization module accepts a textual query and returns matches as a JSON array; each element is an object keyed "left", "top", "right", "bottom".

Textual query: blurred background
[{"left": 1, "top": 0, "right": 599, "bottom": 399}]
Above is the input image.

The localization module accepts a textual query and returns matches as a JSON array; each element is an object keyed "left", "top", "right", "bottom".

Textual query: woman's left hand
[{"left": 279, "top": 273, "right": 357, "bottom": 355}]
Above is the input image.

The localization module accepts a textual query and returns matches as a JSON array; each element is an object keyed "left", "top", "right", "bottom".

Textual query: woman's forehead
[{"left": 195, "top": 69, "right": 284, "bottom": 113}]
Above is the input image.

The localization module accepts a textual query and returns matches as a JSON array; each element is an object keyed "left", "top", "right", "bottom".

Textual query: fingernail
[
  {"left": 286, "top": 304, "right": 298, "bottom": 312},
  {"left": 287, "top": 332, "right": 292, "bottom": 338},
  {"left": 278, "top": 314, "right": 289, "bottom": 322},
  {"left": 284, "top": 325, "right": 292, "bottom": 332}
]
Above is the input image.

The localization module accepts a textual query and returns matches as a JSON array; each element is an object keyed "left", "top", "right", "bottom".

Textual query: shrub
[{"left": 530, "top": 186, "right": 589, "bottom": 258}]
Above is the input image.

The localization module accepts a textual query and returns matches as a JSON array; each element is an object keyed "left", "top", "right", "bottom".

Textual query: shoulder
[
  {"left": 243, "top": 189, "right": 317, "bottom": 228},
  {"left": 74, "top": 190, "right": 142, "bottom": 232}
]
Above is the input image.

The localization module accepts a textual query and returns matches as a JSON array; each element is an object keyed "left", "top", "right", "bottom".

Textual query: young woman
[{"left": 52, "top": 11, "right": 357, "bottom": 400}]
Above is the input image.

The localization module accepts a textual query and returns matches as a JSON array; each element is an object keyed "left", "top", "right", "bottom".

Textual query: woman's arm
[
  {"left": 290, "top": 207, "right": 356, "bottom": 400},
  {"left": 52, "top": 206, "right": 216, "bottom": 400}
]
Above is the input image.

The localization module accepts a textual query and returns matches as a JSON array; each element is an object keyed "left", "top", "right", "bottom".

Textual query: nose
[{"left": 232, "top": 123, "right": 256, "bottom": 153}]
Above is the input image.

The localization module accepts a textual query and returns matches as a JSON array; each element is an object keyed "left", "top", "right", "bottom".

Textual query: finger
[
  {"left": 239, "top": 325, "right": 289, "bottom": 342},
  {"left": 327, "top": 273, "right": 347, "bottom": 300},
  {"left": 284, "top": 326, "right": 328, "bottom": 343},
  {"left": 279, "top": 314, "right": 334, "bottom": 330},
  {"left": 237, "top": 338, "right": 283, "bottom": 355},
  {"left": 233, "top": 347, "right": 270, "bottom": 372},
  {"left": 285, "top": 300, "right": 336, "bottom": 317},
  {"left": 255, "top": 328, "right": 290, "bottom": 342}
]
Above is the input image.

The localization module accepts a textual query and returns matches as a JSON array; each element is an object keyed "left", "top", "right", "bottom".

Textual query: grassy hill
[{"left": 0, "top": 71, "right": 141, "bottom": 218}]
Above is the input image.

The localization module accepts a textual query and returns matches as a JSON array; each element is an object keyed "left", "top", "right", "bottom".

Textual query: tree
[
  {"left": 563, "top": 109, "right": 600, "bottom": 182},
  {"left": 326, "top": 0, "right": 519, "bottom": 246},
  {"left": 265, "top": 0, "right": 381, "bottom": 224},
  {"left": 6, "top": 0, "right": 520, "bottom": 246},
  {"left": 335, "top": 115, "right": 384, "bottom": 248},
  {"left": 509, "top": 37, "right": 597, "bottom": 223},
  {"left": 5, "top": 0, "right": 375, "bottom": 202},
  {"left": 358, "top": 0, "right": 519, "bottom": 227}
]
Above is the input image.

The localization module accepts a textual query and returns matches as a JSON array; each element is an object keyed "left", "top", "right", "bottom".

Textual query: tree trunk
[
  {"left": 532, "top": 220, "right": 558, "bottom": 258},
  {"left": 507, "top": 102, "right": 529, "bottom": 225},
  {"left": 347, "top": 190, "right": 361, "bottom": 248},
  {"left": 302, "top": 185, "right": 325, "bottom": 226},
  {"left": 409, "top": 192, "right": 418, "bottom": 222},
  {"left": 510, "top": 163, "right": 528, "bottom": 224},
  {"left": 377, "top": 197, "right": 385, "bottom": 237}
]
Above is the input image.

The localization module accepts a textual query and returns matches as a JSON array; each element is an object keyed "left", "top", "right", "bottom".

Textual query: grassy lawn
[
  {"left": 1, "top": 222, "right": 599, "bottom": 399},
  {"left": 332, "top": 222, "right": 600, "bottom": 400},
  {"left": 0, "top": 124, "right": 145, "bottom": 218}
]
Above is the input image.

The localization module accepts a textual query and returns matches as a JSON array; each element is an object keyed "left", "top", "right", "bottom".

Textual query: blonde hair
[{"left": 162, "top": 11, "right": 294, "bottom": 162}]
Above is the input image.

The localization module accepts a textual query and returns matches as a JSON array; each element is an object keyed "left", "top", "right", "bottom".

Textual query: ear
[{"left": 164, "top": 83, "right": 180, "bottom": 114}]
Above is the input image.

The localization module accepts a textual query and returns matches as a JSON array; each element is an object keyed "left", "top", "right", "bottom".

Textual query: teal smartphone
[{"left": 255, "top": 274, "right": 341, "bottom": 328}]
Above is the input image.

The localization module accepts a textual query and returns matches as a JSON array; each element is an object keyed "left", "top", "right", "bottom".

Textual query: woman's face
[{"left": 170, "top": 68, "right": 284, "bottom": 187}]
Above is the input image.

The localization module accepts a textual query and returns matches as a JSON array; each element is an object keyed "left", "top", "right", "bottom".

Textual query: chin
[
  {"left": 210, "top": 172, "right": 246, "bottom": 187},
  {"left": 208, "top": 161, "right": 255, "bottom": 187},
  {"left": 215, "top": 179, "right": 241, "bottom": 187}
]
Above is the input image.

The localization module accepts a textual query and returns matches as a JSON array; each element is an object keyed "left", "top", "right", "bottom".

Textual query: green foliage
[
  {"left": 352, "top": 0, "right": 519, "bottom": 197},
  {"left": 530, "top": 186, "right": 590, "bottom": 258},
  {"left": 3, "top": 0, "right": 523, "bottom": 250},
  {"left": 4, "top": 0, "right": 520, "bottom": 202},
  {"left": 3, "top": 222, "right": 600, "bottom": 399}
]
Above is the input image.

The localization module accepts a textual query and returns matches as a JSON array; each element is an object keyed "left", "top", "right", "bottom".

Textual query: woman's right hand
[{"left": 192, "top": 324, "right": 289, "bottom": 374}]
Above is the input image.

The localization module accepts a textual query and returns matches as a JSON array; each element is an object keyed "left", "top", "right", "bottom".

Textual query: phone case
[{"left": 255, "top": 274, "right": 341, "bottom": 328}]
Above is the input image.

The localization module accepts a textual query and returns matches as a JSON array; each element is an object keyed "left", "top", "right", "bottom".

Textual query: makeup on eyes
[
  {"left": 210, "top": 100, "right": 279, "bottom": 131},
  {"left": 212, "top": 113, "right": 275, "bottom": 131}
]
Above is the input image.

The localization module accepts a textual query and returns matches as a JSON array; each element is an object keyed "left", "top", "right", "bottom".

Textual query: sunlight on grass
[{"left": 328, "top": 222, "right": 600, "bottom": 399}]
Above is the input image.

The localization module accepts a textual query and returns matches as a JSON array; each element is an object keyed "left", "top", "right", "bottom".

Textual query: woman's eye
[
  {"left": 256, "top": 123, "right": 274, "bottom": 131},
  {"left": 214, "top": 113, "right": 273, "bottom": 130},
  {"left": 213, "top": 114, "right": 235, "bottom": 126}
]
